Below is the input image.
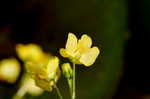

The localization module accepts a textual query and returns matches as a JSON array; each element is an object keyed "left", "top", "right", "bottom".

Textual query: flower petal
[
  {"left": 59, "top": 48, "right": 70, "bottom": 57},
  {"left": 47, "top": 57, "right": 59, "bottom": 75},
  {"left": 79, "top": 47, "right": 100, "bottom": 66},
  {"left": 15, "top": 44, "right": 44, "bottom": 62},
  {"left": 25, "top": 62, "right": 46, "bottom": 78},
  {"left": 78, "top": 34, "right": 92, "bottom": 49},
  {"left": 66, "top": 33, "right": 77, "bottom": 54},
  {"left": 35, "top": 77, "right": 53, "bottom": 92},
  {"left": 19, "top": 75, "right": 43, "bottom": 96}
]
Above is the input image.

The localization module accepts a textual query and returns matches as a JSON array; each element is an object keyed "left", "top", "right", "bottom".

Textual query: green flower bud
[{"left": 62, "top": 63, "right": 72, "bottom": 78}]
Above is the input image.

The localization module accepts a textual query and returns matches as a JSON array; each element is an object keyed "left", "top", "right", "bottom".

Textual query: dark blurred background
[{"left": 0, "top": 0, "right": 150, "bottom": 99}]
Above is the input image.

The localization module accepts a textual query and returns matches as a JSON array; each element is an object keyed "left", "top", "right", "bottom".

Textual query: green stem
[
  {"left": 12, "top": 85, "right": 27, "bottom": 99},
  {"left": 53, "top": 81, "right": 63, "bottom": 99},
  {"left": 68, "top": 78, "right": 72, "bottom": 98},
  {"left": 72, "top": 63, "right": 76, "bottom": 99}
]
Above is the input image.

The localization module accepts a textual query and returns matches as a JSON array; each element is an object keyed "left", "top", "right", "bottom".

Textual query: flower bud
[{"left": 62, "top": 63, "right": 72, "bottom": 78}]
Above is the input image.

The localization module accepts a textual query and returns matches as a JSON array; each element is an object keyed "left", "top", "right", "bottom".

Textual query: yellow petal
[
  {"left": 34, "top": 68, "right": 60, "bottom": 92},
  {"left": 47, "top": 57, "right": 59, "bottom": 75},
  {"left": 18, "top": 75, "right": 43, "bottom": 97},
  {"left": 79, "top": 47, "right": 100, "bottom": 66},
  {"left": 59, "top": 48, "right": 70, "bottom": 57},
  {"left": 66, "top": 33, "right": 77, "bottom": 55},
  {"left": 25, "top": 62, "right": 46, "bottom": 78},
  {"left": 15, "top": 44, "right": 44, "bottom": 62},
  {"left": 78, "top": 34, "right": 92, "bottom": 49},
  {"left": 35, "top": 77, "right": 53, "bottom": 92},
  {"left": 25, "top": 78, "right": 43, "bottom": 96}
]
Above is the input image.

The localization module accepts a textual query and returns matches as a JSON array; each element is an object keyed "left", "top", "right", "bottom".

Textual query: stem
[
  {"left": 68, "top": 78, "right": 72, "bottom": 98},
  {"left": 53, "top": 81, "right": 63, "bottom": 99},
  {"left": 12, "top": 85, "right": 27, "bottom": 99},
  {"left": 72, "top": 63, "right": 76, "bottom": 99}
]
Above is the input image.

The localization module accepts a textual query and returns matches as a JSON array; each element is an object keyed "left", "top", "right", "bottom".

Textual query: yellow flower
[
  {"left": 16, "top": 43, "right": 60, "bottom": 91},
  {"left": 25, "top": 56, "right": 60, "bottom": 92},
  {"left": 60, "top": 33, "right": 100, "bottom": 66},
  {"left": 16, "top": 43, "right": 49, "bottom": 63},
  {"left": 0, "top": 58, "right": 20, "bottom": 83}
]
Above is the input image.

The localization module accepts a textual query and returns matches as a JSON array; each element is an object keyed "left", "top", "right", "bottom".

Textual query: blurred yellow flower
[
  {"left": 0, "top": 58, "right": 20, "bottom": 83},
  {"left": 60, "top": 33, "right": 100, "bottom": 66},
  {"left": 16, "top": 43, "right": 49, "bottom": 63},
  {"left": 15, "top": 43, "right": 60, "bottom": 91},
  {"left": 26, "top": 56, "right": 60, "bottom": 92}
]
